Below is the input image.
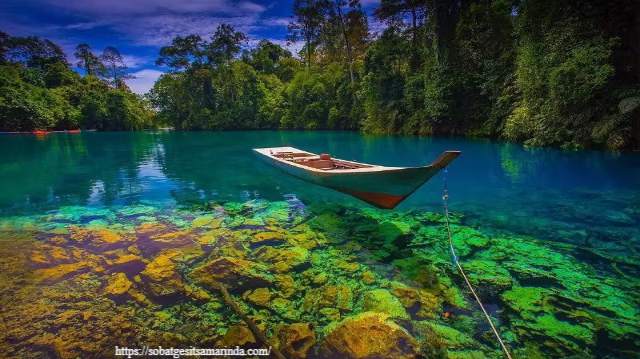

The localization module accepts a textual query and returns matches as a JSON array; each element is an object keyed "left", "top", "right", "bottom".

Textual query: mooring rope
[{"left": 442, "top": 169, "right": 513, "bottom": 359}]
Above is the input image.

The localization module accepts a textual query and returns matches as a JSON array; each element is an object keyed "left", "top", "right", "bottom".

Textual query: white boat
[{"left": 253, "top": 146, "right": 460, "bottom": 209}]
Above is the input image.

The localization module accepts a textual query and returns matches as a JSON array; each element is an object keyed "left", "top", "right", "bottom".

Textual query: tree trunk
[{"left": 336, "top": 4, "right": 354, "bottom": 83}]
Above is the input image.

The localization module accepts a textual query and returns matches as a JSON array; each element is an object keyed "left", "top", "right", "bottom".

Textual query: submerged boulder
[
  {"left": 302, "top": 285, "right": 353, "bottom": 313},
  {"left": 320, "top": 312, "right": 418, "bottom": 359},
  {"left": 139, "top": 254, "right": 185, "bottom": 299},
  {"left": 362, "top": 289, "right": 410, "bottom": 320},
  {"left": 103, "top": 272, "right": 133, "bottom": 297},
  {"left": 275, "top": 323, "right": 316, "bottom": 359}
]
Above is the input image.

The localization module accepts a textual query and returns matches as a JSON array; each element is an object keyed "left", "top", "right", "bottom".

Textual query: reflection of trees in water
[
  {"left": 157, "top": 132, "right": 271, "bottom": 206},
  {"left": 0, "top": 133, "right": 159, "bottom": 215}
]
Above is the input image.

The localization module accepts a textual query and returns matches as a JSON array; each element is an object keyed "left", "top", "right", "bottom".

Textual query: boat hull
[{"left": 254, "top": 147, "right": 459, "bottom": 209}]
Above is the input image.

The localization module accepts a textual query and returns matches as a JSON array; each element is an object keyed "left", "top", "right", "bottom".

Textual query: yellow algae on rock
[
  {"left": 319, "top": 307, "right": 341, "bottom": 322},
  {"left": 191, "top": 257, "right": 273, "bottom": 292},
  {"left": 127, "top": 245, "right": 141, "bottom": 255},
  {"left": 48, "top": 235, "right": 68, "bottom": 244},
  {"left": 216, "top": 325, "right": 257, "bottom": 348},
  {"left": 252, "top": 231, "right": 284, "bottom": 243},
  {"left": 30, "top": 244, "right": 71, "bottom": 265},
  {"left": 135, "top": 222, "right": 171, "bottom": 235},
  {"left": 140, "top": 254, "right": 185, "bottom": 298},
  {"left": 362, "top": 270, "right": 376, "bottom": 285},
  {"left": 191, "top": 216, "right": 218, "bottom": 228},
  {"left": 185, "top": 285, "right": 211, "bottom": 304},
  {"left": 91, "top": 229, "right": 125, "bottom": 247},
  {"left": 35, "top": 262, "right": 88, "bottom": 284},
  {"left": 275, "top": 274, "right": 296, "bottom": 298},
  {"left": 336, "top": 260, "right": 359, "bottom": 272},
  {"left": 321, "top": 312, "right": 418, "bottom": 359},
  {"left": 302, "top": 285, "right": 353, "bottom": 313},
  {"left": 103, "top": 272, "right": 133, "bottom": 296},
  {"left": 390, "top": 282, "right": 441, "bottom": 319},
  {"left": 275, "top": 323, "right": 316, "bottom": 359},
  {"left": 244, "top": 287, "right": 271, "bottom": 308}
]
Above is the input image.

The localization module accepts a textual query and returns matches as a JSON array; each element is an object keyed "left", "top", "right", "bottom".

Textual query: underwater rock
[
  {"left": 390, "top": 282, "right": 440, "bottom": 319},
  {"left": 413, "top": 322, "right": 480, "bottom": 353},
  {"left": 184, "top": 285, "right": 211, "bottom": 304},
  {"left": 274, "top": 274, "right": 296, "bottom": 298},
  {"left": 255, "top": 246, "right": 309, "bottom": 270},
  {"left": 102, "top": 272, "right": 133, "bottom": 297},
  {"left": 243, "top": 288, "right": 271, "bottom": 308},
  {"left": 378, "top": 221, "right": 412, "bottom": 243},
  {"left": 216, "top": 325, "right": 257, "bottom": 348},
  {"left": 285, "top": 230, "right": 325, "bottom": 250},
  {"left": 362, "top": 289, "right": 410, "bottom": 320},
  {"left": 275, "top": 323, "right": 316, "bottom": 359},
  {"left": 30, "top": 244, "right": 72, "bottom": 266},
  {"left": 190, "top": 216, "right": 221, "bottom": 229},
  {"left": 271, "top": 298, "right": 299, "bottom": 321},
  {"left": 361, "top": 270, "right": 376, "bottom": 285},
  {"left": 90, "top": 229, "right": 128, "bottom": 248},
  {"left": 251, "top": 231, "right": 284, "bottom": 243},
  {"left": 302, "top": 285, "right": 353, "bottom": 313},
  {"left": 319, "top": 307, "right": 341, "bottom": 322},
  {"left": 34, "top": 262, "right": 90, "bottom": 284},
  {"left": 191, "top": 257, "right": 273, "bottom": 293},
  {"left": 139, "top": 254, "right": 185, "bottom": 299},
  {"left": 321, "top": 312, "right": 418, "bottom": 359}
]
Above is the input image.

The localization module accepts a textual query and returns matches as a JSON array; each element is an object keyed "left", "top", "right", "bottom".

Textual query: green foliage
[{"left": 0, "top": 33, "right": 155, "bottom": 132}]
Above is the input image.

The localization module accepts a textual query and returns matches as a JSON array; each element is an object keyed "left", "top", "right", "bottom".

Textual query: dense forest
[
  {"left": 0, "top": 33, "right": 154, "bottom": 131},
  {"left": 1, "top": 0, "right": 639, "bottom": 150}
]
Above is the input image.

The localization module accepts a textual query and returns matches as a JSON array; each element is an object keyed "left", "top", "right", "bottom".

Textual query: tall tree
[
  {"left": 74, "top": 43, "right": 105, "bottom": 76},
  {"left": 100, "top": 46, "right": 134, "bottom": 88},
  {"left": 325, "top": 0, "right": 368, "bottom": 82},
  {"left": 207, "top": 24, "right": 248, "bottom": 67},
  {"left": 288, "top": 0, "right": 327, "bottom": 69},
  {"left": 0, "top": 31, "right": 8, "bottom": 64},
  {"left": 373, "top": 0, "right": 426, "bottom": 43},
  {"left": 5, "top": 36, "right": 68, "bottom": 69},
  {"left": 156, "top": 34, "right": 205, "bottom": 71}
]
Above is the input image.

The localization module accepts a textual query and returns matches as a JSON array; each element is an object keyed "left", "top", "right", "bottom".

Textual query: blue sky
[{"left": 0, "top": 0, "right": 382, "bottom": 94}]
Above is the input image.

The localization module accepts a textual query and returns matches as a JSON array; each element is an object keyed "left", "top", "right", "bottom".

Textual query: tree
[
  {"left": 0, "top": 31, "right": 8, "bottom": 64},
  {"left": 207, "top": 24, "right": 248, "bottom": 67},
  {"left": 156, "top": 34, "right": 205, "bottom": 71},
  {"left": 373, "top": 0, "right": 426, "bottom": 43},
  {"left": 288, "top": 0, "right": 327, "bottom": 69},
  {"left": 5, "top": 36, "right": 68, "bottom": 69},
  {"left": 100, "top": 46, "right": 134, "bottom": 88},
  {"left": 323, "top": 0, "right": 368, "bottom": 82},
  {"left": 244, "top": 40, "right": 292, "bottom": 75},
  {"left": 74, "top": 43, "right": 105, "bottom": 77}
]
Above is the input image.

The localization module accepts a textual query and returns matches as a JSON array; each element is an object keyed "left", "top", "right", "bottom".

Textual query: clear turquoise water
[
  {"left": 1, "top": 131, "right": 639, "bottom": 358},
  {"left": 1, "top": 131, "right": 638, "bottom": 255}
]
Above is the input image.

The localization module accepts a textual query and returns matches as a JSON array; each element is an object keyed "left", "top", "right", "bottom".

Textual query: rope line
[{"left": 442, "top": 169, "right": 513, "bottom": 359}]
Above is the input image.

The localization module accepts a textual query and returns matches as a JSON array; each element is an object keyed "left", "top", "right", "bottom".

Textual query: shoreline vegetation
[{"left": 1, "top": 0, "right": 638, "bottom": 151}]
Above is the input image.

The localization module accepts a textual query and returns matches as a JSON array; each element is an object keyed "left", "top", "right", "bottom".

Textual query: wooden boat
[{"left": 253, "top": 146, "right": 460, "bottom": 209}]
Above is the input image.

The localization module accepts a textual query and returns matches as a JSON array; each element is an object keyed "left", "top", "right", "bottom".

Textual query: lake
[{"left": 1, "top": 131, "right": 638, "bottom": 358}]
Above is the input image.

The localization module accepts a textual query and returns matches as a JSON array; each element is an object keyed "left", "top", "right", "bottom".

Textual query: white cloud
[
  {"left": 42, "top": 0, "right": 266, "bottom": 16},
  {"left": 262, "top": 17, "right": 290, "bottom": 27},
  {"left": 122, "top": 54, "right": 153, "bottom": 69},
  {"left": 125, "top": 69, "right": 164, "bottom": 95}
]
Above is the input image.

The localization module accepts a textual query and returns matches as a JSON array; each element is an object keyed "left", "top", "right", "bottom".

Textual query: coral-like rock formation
[{"left": 321, "top": 312, "right": 419, "bottom": 359}]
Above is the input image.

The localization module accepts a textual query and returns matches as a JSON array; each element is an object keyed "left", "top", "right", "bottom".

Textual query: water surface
[{"left": 1, "top": 131, "right": 638, "bottom": 358}]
